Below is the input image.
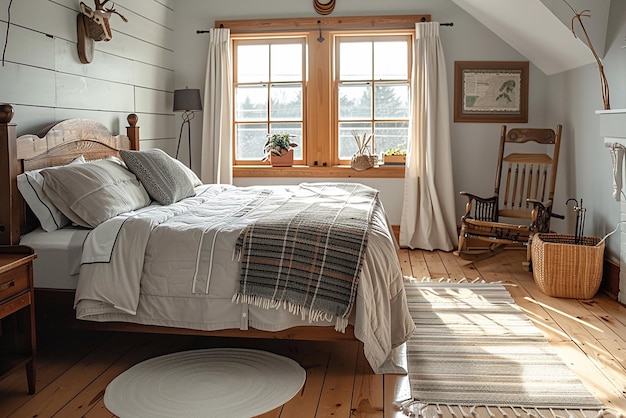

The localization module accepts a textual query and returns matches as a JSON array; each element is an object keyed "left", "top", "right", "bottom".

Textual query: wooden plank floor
[{"left": 1, "top": 249, "right": 625, "bottom": 417}]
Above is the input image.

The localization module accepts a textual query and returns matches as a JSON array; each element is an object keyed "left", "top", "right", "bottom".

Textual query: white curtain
[
  {"left": 200, "top": 28, "right": 233, "bottom": 185},
  {"left": 399, "top": 22, "right": 458, "bottom": 251}
]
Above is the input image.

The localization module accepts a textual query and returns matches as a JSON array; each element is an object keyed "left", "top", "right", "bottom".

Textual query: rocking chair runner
[{"left": 455, "top": 124, "right": 563, "bottom": 263}]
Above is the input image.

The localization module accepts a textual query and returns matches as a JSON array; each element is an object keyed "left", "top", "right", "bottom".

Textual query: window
[
  {"left": 225, "top": 15, "right": 423, "bottom": 175},
  {"left": 233, "top": 39, "right": 306, "bottom": 164},
  {"left": 335, "top": 36, "right": 411, "bottom": 163}
]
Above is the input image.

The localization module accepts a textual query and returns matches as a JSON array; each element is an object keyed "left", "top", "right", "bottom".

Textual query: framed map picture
[{"left": 454, "top": 61, "right": 529, "bottom": 123}]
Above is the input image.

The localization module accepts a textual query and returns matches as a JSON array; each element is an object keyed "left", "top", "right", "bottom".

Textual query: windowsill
[{"left": 233, "top": 165, "right": 405, "bottom": 178}]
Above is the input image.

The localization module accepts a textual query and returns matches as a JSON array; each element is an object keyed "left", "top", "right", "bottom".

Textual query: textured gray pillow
[
  {"left": 41, "top": 159, "right": 151, "bottom": 228},
  {"left": 119, "top": 149, "right": 196, "bottom": 205},
  {"left": 172, "top": 157, "right": 203, "bottom": 187}
]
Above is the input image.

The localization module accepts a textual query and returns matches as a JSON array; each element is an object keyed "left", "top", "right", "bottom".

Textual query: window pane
[
  {"left": 338, "top": 83, "right": 371, "bottom": 120},
  {"left": 237, "top": 44, "right": 269, "bottom": 83},
  {"left": 338, "top": 122, "right": 372, "bottom": 160},
  {"left": 235, "top": 85, "right": 267, "bottom": 121},
  {"left": 271, "top": 44, "right": 302, "bottom": 82},
  {"left": 236, "top": 123, "right": 268, "bottom": 160},
  {"left": 339, "top": 42, "right": 372, "bottom": 80},
  {"left": 375, "top": 83, "right": 409, "bottom": 119},
  {"left": 374, "top": 41, "right": 408, "bottom": 80},
  {"left": 270, "top": 84, "right": 302, "bottom": 121},
  {"left": 374, "top": 121, "right": 409, "bottom": 156},
  {"left": 269, "top": 123, "right": 302, "bottom": 159}
]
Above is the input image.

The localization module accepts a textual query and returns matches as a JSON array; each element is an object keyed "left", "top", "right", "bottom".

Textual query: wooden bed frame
[{"left": 0, "top": 104, "right": 356, "bottom": 342}]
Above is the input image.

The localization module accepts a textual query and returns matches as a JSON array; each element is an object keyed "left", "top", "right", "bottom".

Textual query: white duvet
[{"left": 74, "top": 184, "right": 415, "bottom": 373}]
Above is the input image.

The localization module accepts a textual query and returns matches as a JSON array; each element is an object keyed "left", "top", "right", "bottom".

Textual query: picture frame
[{"left": 454, "top": 61, "right": 529, "bottom": 123}]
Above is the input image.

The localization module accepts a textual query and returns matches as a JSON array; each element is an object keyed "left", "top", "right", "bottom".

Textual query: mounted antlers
[
  {"left": 76, "top": 0, "right": 128, "bottom": 64},
  {"left": 80, "top": 0, "right": 127, "bottom": 42}
]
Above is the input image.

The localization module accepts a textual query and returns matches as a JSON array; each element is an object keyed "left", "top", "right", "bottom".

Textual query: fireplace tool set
[{"left": 565, "top": 198, "right": 586, "bottom": 244}]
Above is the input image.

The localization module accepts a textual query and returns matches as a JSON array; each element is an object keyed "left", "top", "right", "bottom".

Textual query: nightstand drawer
[
  {"left": 0, "top": 292, "right": 31, "bottom": 319},
  {"left": 0, "top": 264, "right": 29, "bottom": 303}
]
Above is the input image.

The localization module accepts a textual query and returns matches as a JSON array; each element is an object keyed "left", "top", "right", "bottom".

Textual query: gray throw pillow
[{"left": 119, "top": 149, "right": 196, "bottom": 205}]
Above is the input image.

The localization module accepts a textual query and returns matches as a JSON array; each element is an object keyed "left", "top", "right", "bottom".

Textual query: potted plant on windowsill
[
  {"left": 263, "top": 133, "right": 298, "bottom": 167},
  {"left": 382, "top": 148, "right": 407, "bottom": 165}
]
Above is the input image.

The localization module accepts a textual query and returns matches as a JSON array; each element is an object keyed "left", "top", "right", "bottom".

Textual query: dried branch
[
  {"left": 351, "top": 131, "right": 373, "bottom": 156},
  {"left": 562, "top": 0, "right": 610, "bottom": 109}
]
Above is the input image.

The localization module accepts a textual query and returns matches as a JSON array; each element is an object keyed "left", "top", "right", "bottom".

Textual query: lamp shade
[{"left": 173, "top": 88, "right": 203, "bottom": 112}]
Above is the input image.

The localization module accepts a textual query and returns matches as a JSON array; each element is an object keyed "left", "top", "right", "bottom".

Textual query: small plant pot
[
  {"left": 270, "top": 149, "right": 294, "bottom": 167},
  {"left": 383, "top": 155, "right": 406, "bottom": 165}
]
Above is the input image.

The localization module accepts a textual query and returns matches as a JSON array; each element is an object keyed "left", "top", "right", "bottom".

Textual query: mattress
[{"left": 19, "top": 226, "right": 90, "bottom": 289}]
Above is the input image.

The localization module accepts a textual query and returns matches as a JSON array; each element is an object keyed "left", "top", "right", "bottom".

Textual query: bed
[{"left": 0, "top": 104, "right": 415, "bottom": 374}]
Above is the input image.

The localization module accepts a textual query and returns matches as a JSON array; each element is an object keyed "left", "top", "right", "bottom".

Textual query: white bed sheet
[
  {"left": 20, "top": 226, "right": 90, "bottom": 289},
  {"left": 73, "top": 183, "right": 415, "bottom": 373}
]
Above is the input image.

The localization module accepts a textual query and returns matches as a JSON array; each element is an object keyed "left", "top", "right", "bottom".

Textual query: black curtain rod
[{"left": 197, "top": 21, "right": 453, "bottom": 34}]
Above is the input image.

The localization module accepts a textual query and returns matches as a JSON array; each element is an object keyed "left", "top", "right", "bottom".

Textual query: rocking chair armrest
[
  {"left": 527, "top": 198, "right": 559, "bottom": 233},
  {"left": 527, "top": 198, "right": 564, "bottom": 218},
  {"left": 459, "top": 191, "right": 497, "bottom": 204},
  {"left": 460, "top": 192, "right": 498, "bottom": 221},
  {"left": 526, "top": 198, "right": 552, "bottom": 210}
]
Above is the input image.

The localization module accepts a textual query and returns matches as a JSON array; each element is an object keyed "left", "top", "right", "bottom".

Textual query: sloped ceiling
[{"left": 450, "top": 0, "right": 610, "bottom": 75}]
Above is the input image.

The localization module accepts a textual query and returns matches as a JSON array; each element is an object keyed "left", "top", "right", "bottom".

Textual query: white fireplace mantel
[
  {"left": 597, "top": 109, "right": 626, "bottom": 304},
  {"left": 597, "top": 109, "right": 626, "bottom": 147}
]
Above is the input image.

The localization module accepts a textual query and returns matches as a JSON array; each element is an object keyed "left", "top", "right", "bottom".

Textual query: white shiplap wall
[{"left": 0, "top": 0, "right": 175, "bottom": 152}]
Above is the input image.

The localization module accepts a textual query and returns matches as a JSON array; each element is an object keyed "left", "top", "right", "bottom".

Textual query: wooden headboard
[{"left": 0, "top": 104, "right": 140, "bottom": 245}]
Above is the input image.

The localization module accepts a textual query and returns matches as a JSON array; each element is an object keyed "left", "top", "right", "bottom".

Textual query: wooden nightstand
[{"left": 0, "top": 245, "right": 37, "bottom": 394}]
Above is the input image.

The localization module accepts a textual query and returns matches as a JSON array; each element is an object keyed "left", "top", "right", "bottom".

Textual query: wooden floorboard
[{"left": 1, "top": 249, "right": 625, "bottom": 417}]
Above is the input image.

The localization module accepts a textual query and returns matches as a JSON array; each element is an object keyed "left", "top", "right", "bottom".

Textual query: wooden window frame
[{"left": 216, "top": 15, "right": 430, "bottom": 179}]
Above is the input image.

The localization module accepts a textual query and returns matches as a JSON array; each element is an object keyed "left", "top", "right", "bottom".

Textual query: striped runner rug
[{"left": 395, "top": 279, "right": 618, "bottom": 417}]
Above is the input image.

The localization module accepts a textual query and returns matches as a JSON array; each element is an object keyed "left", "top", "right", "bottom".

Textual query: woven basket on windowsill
[
  {"left": 350, "top": 154, "right": 377, "bottom": 171},
  {"left": 531, "top": 233, "right": 604, "bottom": 299}
]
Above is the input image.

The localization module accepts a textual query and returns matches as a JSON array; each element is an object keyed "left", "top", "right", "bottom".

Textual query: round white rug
[{"left": 104, "top": 348, "right": 306, "bottom": 418}]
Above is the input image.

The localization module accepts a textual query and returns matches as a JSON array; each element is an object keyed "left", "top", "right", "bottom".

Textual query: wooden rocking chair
[{"left": 455, "top": 124, "right": 563, "bottom": 264}]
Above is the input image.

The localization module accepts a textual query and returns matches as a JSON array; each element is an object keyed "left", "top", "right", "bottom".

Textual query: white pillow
[
  {"left": 16, "top": 155, "right": 86, "bottom": 232},
  {"left": 40, "top": 159, "right": 151, "bottom": 228}
]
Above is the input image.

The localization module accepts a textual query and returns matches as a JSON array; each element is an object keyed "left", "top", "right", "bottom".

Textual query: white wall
[{"left": 0, "top": 0, "right": 176, "bottom": 151}]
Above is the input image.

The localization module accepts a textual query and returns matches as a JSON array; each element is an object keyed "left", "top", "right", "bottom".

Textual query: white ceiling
[{"left": 450, "top": 0, "right": 610, "bottom": 75}]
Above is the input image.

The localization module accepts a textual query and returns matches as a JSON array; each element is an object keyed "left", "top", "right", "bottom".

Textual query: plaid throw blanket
[{"left": 233, "top": 183, "right": 379, "bottom": 332}]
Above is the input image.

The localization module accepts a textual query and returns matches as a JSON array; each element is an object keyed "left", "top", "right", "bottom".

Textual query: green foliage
[
  {"left": 263, "top": 133, "right": 298, "bottom": 161},
  {"left": 384, "top": 148, "right": 406, "bottom": 156}
]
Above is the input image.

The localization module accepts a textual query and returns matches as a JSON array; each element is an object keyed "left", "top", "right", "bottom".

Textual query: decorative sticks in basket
[{"left": 350, "top": 131, "right": 378, "bottom": 171}]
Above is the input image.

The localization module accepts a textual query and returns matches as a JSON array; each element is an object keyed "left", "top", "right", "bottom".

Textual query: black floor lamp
[{"left": 173, "top": 88, "right": 203, "bottom": 168}]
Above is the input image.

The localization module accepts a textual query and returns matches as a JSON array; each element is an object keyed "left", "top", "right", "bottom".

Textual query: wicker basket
[
  {"left": 531, "top": 233, "right": 604, "bottom": 299},
  {"left": 350, "top": 154, "right": 377, "bottom": 171}
]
